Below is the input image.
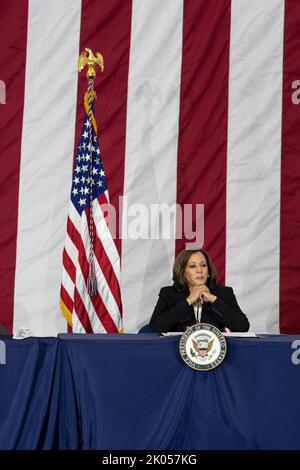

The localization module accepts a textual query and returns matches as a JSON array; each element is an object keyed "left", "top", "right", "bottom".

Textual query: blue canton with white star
[{"left": 71, "top": 105, "right": 107, "bottom": 215}]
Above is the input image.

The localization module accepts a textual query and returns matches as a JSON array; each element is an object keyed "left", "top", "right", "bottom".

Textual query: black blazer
[{"left": 150, "top": 285, "right": 250, "bottom": 333}]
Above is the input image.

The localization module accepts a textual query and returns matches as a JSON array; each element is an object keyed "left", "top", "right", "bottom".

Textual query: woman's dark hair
[{"left": 172, "top": 249, "right": 218, "bottom": 291}]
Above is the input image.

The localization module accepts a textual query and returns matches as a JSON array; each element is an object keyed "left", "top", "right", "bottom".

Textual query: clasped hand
[{"left": 186, "top": 285, "right": 216, "bottom": 305}]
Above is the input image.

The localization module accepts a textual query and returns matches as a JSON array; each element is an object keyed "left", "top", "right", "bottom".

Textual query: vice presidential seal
[{"left": 179, "top": 323, "right": 227, "bottom": 371}]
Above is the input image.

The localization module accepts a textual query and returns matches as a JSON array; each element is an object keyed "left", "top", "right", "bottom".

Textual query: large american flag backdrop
[{"left": 1, "top": 0, "right": 300, "bottom": 335}]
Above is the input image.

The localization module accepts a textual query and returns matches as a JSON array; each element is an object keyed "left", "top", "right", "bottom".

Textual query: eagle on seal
[{"left": 192, "top": 338, "right": 214, "bottom": 357}]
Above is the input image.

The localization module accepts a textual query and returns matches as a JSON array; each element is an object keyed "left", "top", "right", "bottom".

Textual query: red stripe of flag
[
  {"left": 63, "top": 247, "right": 76, "bottom": 283},
  {"left": 176, "top": 0, "right": 231, "bottom": 283},
  {"left": 60, "top": 284, "right": 74, "bottom": 314},
  {"left": 0, "top": 0, "right": 29, "bottom": 333},
  {"left": 280, "top": 0, "right": 300, "bottom": 333}
]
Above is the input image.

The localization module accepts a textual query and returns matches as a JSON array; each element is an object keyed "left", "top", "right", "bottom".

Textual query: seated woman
[{"left": 150, "top": 249, "right": 250, "bottom": 333}]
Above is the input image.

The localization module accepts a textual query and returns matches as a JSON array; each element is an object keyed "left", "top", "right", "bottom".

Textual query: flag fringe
[{"left": 60, "top": 298, "right": 73, "bottom": 327}]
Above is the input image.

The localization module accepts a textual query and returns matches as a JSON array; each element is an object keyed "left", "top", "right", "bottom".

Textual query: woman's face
[{"left": 184, "top": 251, "right": 209, "bottom": 288}]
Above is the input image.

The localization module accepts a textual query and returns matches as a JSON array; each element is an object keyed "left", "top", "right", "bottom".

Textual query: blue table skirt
[
  {"left": 0, "top": 334, "right": 300, "bottom": 450},
  {"left": 0, "top": 337, "right": 61, "bottom": 449}
]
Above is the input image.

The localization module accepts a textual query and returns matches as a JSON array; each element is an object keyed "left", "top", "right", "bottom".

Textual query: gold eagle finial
[{"left": 78, "top": 48, "right": 104, "bottom": 79}]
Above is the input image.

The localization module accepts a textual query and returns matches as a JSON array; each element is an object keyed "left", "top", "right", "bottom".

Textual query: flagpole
[{"left": 78, "top": 48, "right": 104, "bottom": 296}]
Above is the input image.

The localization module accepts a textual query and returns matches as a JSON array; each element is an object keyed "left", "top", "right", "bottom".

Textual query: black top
[{"left": 150, "top": 285, "right": 250, "bottom": 333}]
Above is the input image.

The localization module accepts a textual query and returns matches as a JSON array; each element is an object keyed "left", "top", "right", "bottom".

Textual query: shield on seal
[{"left": 192, "top": 335, "right": 214, "bottom": 357}]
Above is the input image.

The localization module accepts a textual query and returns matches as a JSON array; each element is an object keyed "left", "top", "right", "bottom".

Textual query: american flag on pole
[{"left": 60, "top": 90, "right": 123, "bottom": 333}]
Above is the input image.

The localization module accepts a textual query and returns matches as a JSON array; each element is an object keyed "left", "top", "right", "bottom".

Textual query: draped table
[{"left": 0, "top": 333, "right": 299, "bottom": 449}]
